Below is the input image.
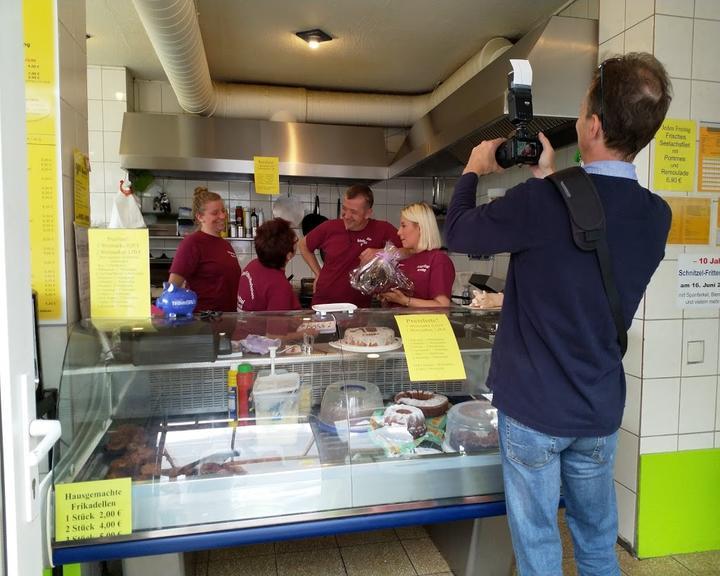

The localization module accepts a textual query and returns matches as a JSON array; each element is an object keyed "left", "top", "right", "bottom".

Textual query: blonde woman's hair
[
  {"left": 192, "top": 186, "right": 223, "bottom": 222},
  {"left": 401, "top": 202, "right": 442, "bottom": 251}
]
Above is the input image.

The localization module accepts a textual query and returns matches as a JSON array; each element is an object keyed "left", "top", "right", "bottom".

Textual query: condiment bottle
[
  {"left": 236, "top": 363, "right": 254, "bottom": 424},
  {"left": 250, "top": 208, "right": 259, "bottom": 237},
  {"left": 235, "top": 205, "right": 245, "bottom": 238},
  {"left": 227, "top": 367, "right": 238, "bottom": 420}
]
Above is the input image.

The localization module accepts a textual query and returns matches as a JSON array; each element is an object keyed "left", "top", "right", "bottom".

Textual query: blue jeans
[{"left": 498, "top": 411, "right": 620, "bottom": 576}]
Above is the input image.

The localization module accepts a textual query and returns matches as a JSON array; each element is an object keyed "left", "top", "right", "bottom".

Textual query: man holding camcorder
[{"left": 445, "top": 53, "right": 673, "bottom": 576}]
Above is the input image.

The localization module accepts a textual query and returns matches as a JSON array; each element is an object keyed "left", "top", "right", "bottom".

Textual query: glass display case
[{"left": 51, "top": 307, "right": 503, "bottom": 562}]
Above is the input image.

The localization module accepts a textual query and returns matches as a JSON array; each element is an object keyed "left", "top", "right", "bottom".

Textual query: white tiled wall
[
  {"left": 599, "top": 0, "right": 720, "bottom": 549},
  {"left": 87, "top": 65, "right": 131, "bottom": 226}
]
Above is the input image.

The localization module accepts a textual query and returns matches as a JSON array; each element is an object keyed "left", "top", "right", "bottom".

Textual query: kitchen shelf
[{"left": 149, "top": 235, "right": 254, "bottom": 242}]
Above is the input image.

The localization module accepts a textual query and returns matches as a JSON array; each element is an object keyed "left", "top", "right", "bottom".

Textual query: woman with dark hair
[
  {"left": 237, "top": 218, "right": 301, "bottom": 311},
  {"left": 169, "top": 187, "right": 241, "bottom": 312}
]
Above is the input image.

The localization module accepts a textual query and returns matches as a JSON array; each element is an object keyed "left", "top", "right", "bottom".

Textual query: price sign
[{"left": 55, "top": 478, "right": 132, "bottom": 541}]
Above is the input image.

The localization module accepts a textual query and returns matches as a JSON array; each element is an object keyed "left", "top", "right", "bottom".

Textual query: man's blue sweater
[{"left": 446, "top": 170, "right": 671, "bottom": 436}]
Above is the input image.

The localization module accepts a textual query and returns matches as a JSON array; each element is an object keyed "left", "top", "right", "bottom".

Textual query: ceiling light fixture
[{"left": 295, "top": 28, "right": 332, "bottom": 50}]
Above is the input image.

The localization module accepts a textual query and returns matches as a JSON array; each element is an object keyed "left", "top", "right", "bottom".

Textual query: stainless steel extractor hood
[
  {"left": 388, "top": 16, "right": 599, "bottom": 177},
  {"left": 119, "top": 16, "right": 597, "bottom": 182},
  {"left": 119, "top": 113, "right": 391, "bottom": 182}
]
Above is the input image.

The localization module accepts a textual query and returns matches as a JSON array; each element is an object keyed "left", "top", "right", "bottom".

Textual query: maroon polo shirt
[
  {"left": 398, "top": 249, "right": 455, "bottom": 301},
  {"left": 170, "top": 231, "right": 241, "bottom": 312},
  {"left": 237, "top": 258, "right": 301, "bottom": 312},
  {"left": 306, "top": 218, "right": 401, "bottom": 307}
]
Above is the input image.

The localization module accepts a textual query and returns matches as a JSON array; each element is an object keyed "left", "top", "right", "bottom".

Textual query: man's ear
[{"left": 589, "top": 114, "right": 603, "bottom": 141}]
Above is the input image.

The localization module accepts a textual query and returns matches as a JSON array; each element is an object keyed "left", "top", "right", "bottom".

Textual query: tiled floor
[
  {"left": 194, "top": 526, "right": 451, "bottom": 576},
  {"left": 194, "top": 513, "right": 720, "bottom": 576}
]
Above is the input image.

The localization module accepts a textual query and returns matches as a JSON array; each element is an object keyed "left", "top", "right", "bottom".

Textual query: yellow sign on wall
[
  {"left": 653, "top": 119, "right": 697, "bottom": 192},
  {"left": 73, "top": 150, "right": 90, "bottom": 227},
  {"left": 698, "top": 125, "right": 720, "bottom": 192},
  {"left": 24, "top": 0, "right": 63, "bottom": 321},
  {"left": 89, "top": 229, "right": 150, "bottom": 318},
  {"left": 665, "top": 196, "right": 711, "bottom": 245},
  {"left": 395, "top": 314, "right": 466, "bottom": 382},
  {"left": 55, "top": 478, "right": 132, "bottom": 542},
  {"left": 253, "top": 156, "right": 280, "bottom": 195}
]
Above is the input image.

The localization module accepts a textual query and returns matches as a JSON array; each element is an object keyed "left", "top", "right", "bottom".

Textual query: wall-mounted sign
[
  {"left": 698, "top": 125, "right": 720, "bottom": 192},
  {"left": 677, "top": 253, "right": 720, "bottom": 308},
  {"left": 664, "top": 196, "right": 711, "bottom": 245},
  {"left": 24, "top": 0, "right": 64, "bottom": 322},
  {"left": 654, "top": 119, "right": 696, "bottom": 192},
  {"left": 253, "top": 156, "right": 280, "bottom": 195},
  {"left": 73, "top": 149, "right": 90, "bottom": 227}
]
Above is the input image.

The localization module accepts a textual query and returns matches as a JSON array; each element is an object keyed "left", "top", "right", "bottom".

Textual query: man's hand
[
  {"left": 530, "top": 132, "right": 556, "bottom": 178},
  {"left": 463, "top": 138, "right": 505, "bottom": 176},
  {"left": 359, "top": 247, "right": 381, "bottom": 265}
]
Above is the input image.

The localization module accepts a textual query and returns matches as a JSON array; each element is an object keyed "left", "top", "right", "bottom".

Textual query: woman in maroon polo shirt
[
  {"left": 168, "top": 187, "right": 241, "bottom": 312},
  {"left": 237, "top": 218, "right": 301, "bottom": 311},
  {"left": 380, "top": 202, "right": 455, "bottom": 308}
]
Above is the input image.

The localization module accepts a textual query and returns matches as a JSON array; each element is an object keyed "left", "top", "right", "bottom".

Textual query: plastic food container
[
  {"left": 252, "top": 369, "right": 300, "bottom": 423},
  {"left": 443, "top": 400, "right": 499, "bottom": 453},
  {"left": 319, "top": 380, "right": 383, "bottom": 431}
]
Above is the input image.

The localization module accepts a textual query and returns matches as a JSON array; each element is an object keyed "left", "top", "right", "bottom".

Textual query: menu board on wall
[
  {"left": 89, "top": 229, "right": 150, "bottom": 319},
  {"left": 698, "top": 125, "right": 720, "bottom": 192},
  {"left": 24, "top": 0, "right": 64, "bottom": 322},
  {"left": 653, "top": 119, "right": 696, "bottom": 192},
  {"left": 664, "top": 196, "right": 711, "bottom": 245}
]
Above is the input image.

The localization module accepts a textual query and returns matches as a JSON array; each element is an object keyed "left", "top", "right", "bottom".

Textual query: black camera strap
[{"left": 547, "top": 167, "right": 627, "bottom": 357}]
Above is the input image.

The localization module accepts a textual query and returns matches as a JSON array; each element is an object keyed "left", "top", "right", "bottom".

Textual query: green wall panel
[{"left": 637, "top": 448, "right": 720, "bottom": 558}]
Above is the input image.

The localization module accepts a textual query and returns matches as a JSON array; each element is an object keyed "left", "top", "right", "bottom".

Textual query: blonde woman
[
  {"left": 380, "top": 202, "right": 455, "bottom": 308},
  {"left": 168, "top": 187, "right": 241, "bottom": 311}
]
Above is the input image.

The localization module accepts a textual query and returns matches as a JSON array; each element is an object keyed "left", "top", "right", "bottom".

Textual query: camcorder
[{"left": 495, "top": 71, "right": 542, "bottom": 168}]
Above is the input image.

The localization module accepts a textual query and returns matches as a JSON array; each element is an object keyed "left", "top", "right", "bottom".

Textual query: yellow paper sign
[
  {"left": 74, "top": 150, "right": 90, "bottom": 227},
  {"left": 665, "top": 196, "right": 711, "bottom": 245},
  {"left": 653, "top": 119, "right": 696, "bottom": 192},
  {"left": 395, "top": 314, "right": 467, "bottom": 382},
  {"left": 25, "top": 0, "right": 63, "bottom": 321},
  {"left": 89, "top": 229, "right": 150, "bottom": 318},
  {"left": 698, "top": 125, "right": 720, "bottom": 192},
  {"left": 55, "top": 478, "right": 132, "bottom": 542},
  {"left": 253, "top": 156, "right": 280, "bottom": 195}
]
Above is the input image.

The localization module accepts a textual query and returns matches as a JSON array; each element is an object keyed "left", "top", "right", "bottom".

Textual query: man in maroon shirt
[{"left": 298, "top": 185, "right": 401, "bottom": 307}]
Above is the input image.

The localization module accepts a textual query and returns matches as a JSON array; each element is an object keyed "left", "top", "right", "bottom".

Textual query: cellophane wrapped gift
[{"left": 349, "top": 242, "right": 414, "bottom": 296}]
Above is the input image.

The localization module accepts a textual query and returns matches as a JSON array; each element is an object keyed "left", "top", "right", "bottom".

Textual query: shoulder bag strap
[{"left": 547, "top": 167, "right": 627, "bottom": 357}]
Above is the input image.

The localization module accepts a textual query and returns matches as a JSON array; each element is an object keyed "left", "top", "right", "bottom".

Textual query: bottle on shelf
[
  {"left": 227, "top": 367, "right": 238, "bottom": 420},
  {"left": 243, "top": 209, "right": 252, "bottom": 238},
  {"left": 250, "top": 208, "right": 259, "bottom": 237}
]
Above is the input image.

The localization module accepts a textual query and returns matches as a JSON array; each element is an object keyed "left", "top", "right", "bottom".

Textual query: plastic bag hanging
[
  {"left": 349, "top": 241, "right": 414, "bottom": 296},
  {"left": 109, "top": 180, "right": 146, "bottom": 228}
]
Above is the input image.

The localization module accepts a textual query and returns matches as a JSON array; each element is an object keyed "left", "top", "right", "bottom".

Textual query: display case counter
[{"left": 51, "top": 308, "right": 504, "bottom": 564}]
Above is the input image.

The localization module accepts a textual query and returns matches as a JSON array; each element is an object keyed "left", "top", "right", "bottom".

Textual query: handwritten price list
[{"left": 55, "top": 478, "right": 132, "bottom": 541}]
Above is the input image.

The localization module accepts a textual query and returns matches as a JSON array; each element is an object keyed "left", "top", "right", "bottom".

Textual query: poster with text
[
  {"left": 253, "top": 156, "right": 280, "bottom": 195},
  {"left": 677, "top": 253, "right": 720, "bottom": 308},
  {"left": 698, "top": 125, "right": 720, "bottom": 192},
  {"left": 664, "top": 196, "right": 710, "bottom": 245},
  {"left": 24, "top": 0, "right": 64, "bottom": 322},
  {"left": 654, "top": 119, "right": 696, "bottom": 192},
  {"left": 89, "top": 229, "right": 150, "bottom": 318}
]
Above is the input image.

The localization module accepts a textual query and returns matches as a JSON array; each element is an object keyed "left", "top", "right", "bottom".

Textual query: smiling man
[{"left": 298, "top": 184, "right": 401, "bottom": 307}]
